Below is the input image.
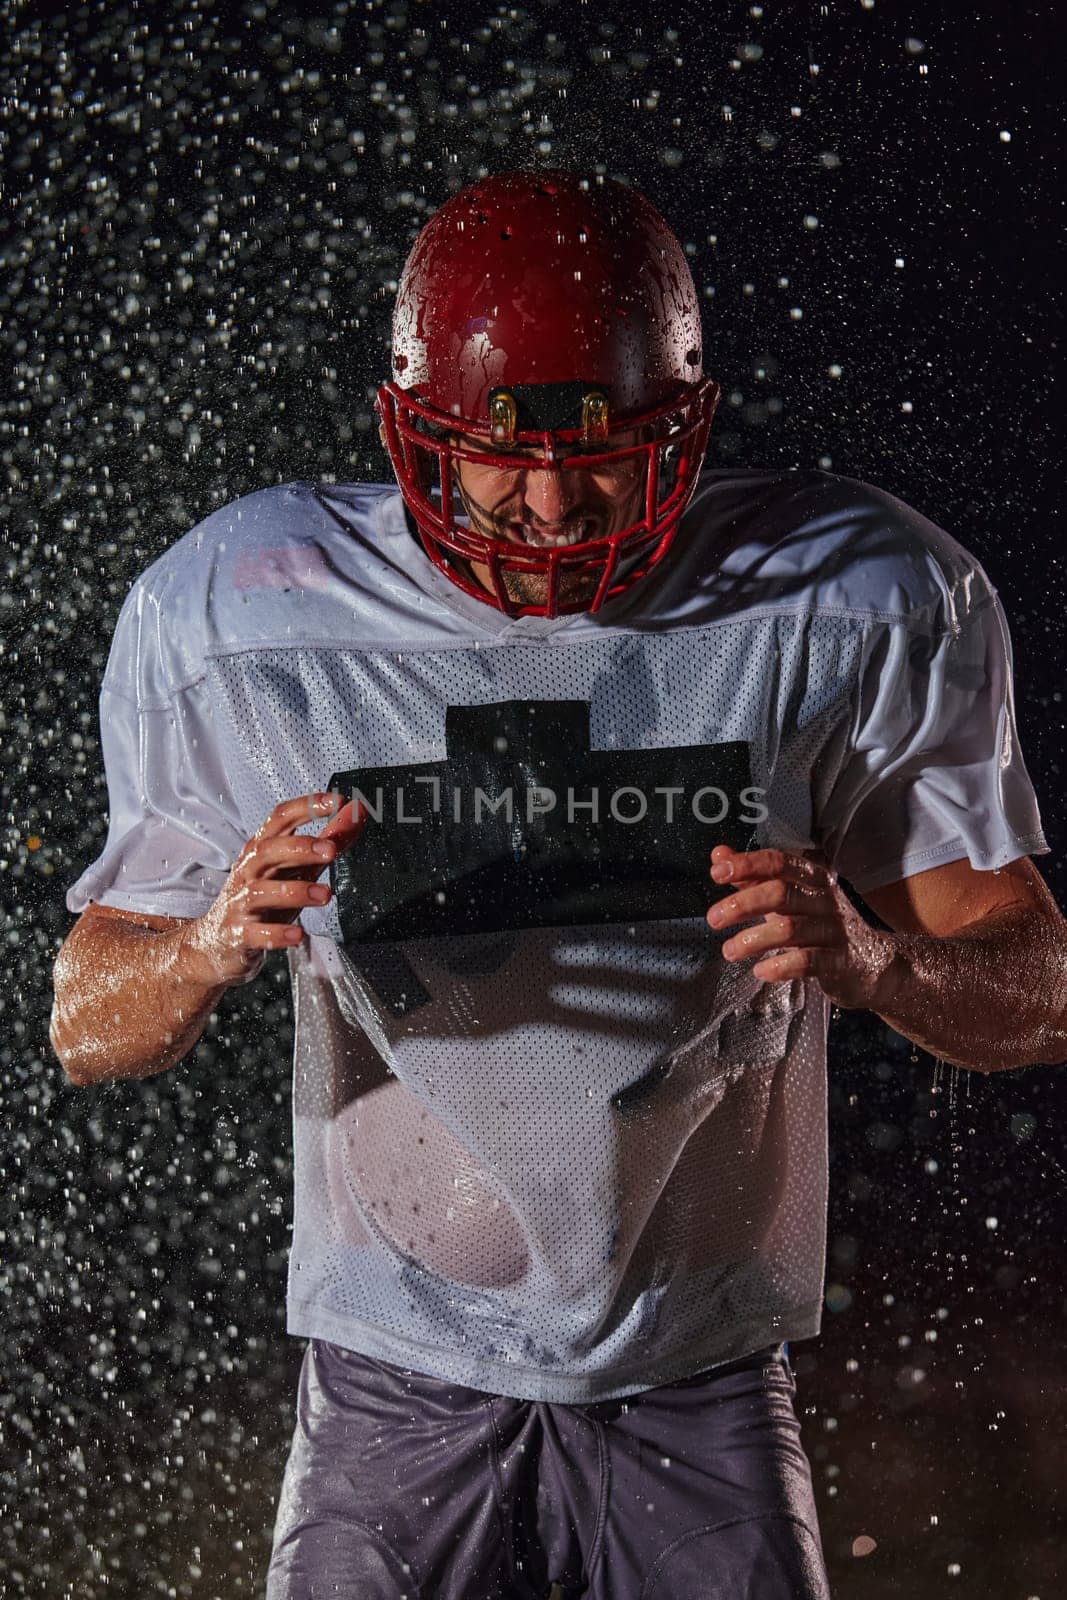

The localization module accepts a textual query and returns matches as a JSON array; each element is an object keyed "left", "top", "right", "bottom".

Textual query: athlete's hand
[
  {"left": 183, "top": 793, "right": 366, "bottom": 988},
  {"left": 706, "top": 843, "right": 897, "bottom": 1010}
]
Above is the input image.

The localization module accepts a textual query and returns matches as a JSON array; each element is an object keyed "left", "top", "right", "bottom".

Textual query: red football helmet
[{"left": 377, "top": 170, "right": 718, "bottom": 619}]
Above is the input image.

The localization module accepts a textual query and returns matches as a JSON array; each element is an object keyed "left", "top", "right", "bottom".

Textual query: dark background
[{"left": 1, "top": 0, "right": 1064, "bottom": 1595}]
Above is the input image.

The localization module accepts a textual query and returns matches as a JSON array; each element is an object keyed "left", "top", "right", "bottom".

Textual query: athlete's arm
[
  {"left": 51, "top": 902, "right": 229, "bottom": 1086},
  {"left": 859, "top": 855, "right": 1067, "bottom": 1069},
  {"left": 860, "top": 854, "right": 1058, "bottom": 940},
  {"left": 51, "top": 794, "right": 364, "bottom": 1087},
  {"left": 707, "top": 847, "right": 1067, "bottom": 1072}
]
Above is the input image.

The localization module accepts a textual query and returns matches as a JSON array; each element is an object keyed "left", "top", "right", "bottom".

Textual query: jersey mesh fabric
[{"left": 66, "top": 470, "right": 1049, "bottom": 1402}]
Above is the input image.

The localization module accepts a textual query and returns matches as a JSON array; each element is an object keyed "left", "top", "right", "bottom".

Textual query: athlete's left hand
[{"left": 706, "top": 843, "right": 898, "bottom": 1011}]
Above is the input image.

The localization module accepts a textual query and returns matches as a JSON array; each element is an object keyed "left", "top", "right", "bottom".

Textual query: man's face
[{"left": 451, "top": 429, "right": 648, "bottom": 611}]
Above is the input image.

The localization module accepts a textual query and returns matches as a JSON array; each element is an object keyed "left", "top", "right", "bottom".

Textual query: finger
[
  {"left": 244, "top": 880, "right": 332, "bottom": 912},
  {"left": 263, "top": 798, "right": 368, "bottom": 878},
  {"left": 707, "top": 880, "right": 833, "bottom": 929},
  {"left": 317, "top": 797, "right": 368, "bottom": 849},
  {"left": 255, "top": 792, "right": 346, "bottom": 843},
  {"left": 710, "top": 847, "right": 833, "bottom": 888},
  {"left": 236, "top": 801, "right": 367, "bottom": 887},
  {"left": 750, "top": 946, "right": 844, "bottom": 983},
  {"left": 239, "top": 922, "right": 307, "bottom": 949},
  {"left": 721, "top": 914, "right": 842, "bottom": 962},
  {"left": 244, "top": 836, "right": 342, "bottom": 878}
]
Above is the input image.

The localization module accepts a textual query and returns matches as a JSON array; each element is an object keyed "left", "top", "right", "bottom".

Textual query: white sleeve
[
  {"left": 65, "top": 585, "right": 247, "bottom": 919},
  {"left": 818, "top": 596, "right": 1048, "bottom": 892}
]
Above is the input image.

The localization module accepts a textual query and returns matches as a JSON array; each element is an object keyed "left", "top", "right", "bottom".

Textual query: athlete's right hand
[{"left": 182, "top": 793, "right": 366, "bottom": 988}]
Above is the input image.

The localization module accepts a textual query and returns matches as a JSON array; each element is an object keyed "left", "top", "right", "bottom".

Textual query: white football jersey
[{"left": 67, "top": 469, "right": 1047, "bottom": 1402}]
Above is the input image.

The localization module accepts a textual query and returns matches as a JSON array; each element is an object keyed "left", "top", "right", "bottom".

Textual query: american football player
[{"left": 52, "top": 170, "right": 1067, "bottom": 1600}]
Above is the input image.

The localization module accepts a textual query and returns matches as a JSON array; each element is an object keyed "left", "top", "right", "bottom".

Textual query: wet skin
[{"left": 451, "top": 427, "right": 647, "bottom": 610}]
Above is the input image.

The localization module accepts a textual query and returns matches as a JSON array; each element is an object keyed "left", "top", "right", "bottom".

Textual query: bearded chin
[{"left": 500, "top": 566, "right": 601, "bottom": 609}]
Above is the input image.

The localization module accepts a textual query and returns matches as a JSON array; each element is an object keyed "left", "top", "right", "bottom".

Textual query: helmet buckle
[
  {"left": 581, "top": 391, "right": 610, "bottom": 443},
  {"left": 489, "top": 391, "right": 517, "bottom": 444}
]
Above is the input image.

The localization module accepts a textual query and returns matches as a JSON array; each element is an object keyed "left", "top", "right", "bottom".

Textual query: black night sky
[{"left": 1, "top": 1, "right": 1064, "bottom": 1595}]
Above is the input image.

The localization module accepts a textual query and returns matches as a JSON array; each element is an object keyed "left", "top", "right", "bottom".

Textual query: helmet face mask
[
  {"left": 377, "top": 170, "right": 719, "bottom": 619},
  {"left": 378, "top": 376, "right": 717, "bottom": 617}
]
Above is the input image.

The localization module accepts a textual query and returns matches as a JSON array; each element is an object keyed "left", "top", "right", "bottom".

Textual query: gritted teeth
[{"left": 511, "top": 520, "right": 593, "bottom": 549}]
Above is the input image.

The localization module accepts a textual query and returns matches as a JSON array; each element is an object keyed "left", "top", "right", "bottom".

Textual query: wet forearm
[
  {"left": 871, "top": 907, "right": 1067, "bottom": 1072},
  {"left": 50, "top": 919, "right": 229, "bottom": 1086}
]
